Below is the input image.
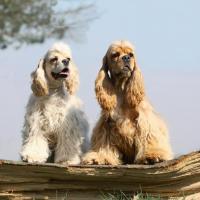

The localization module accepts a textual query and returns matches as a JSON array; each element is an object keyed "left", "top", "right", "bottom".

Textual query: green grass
[{"left": 101, "top": 191, "right": 162, "bottom": 200}]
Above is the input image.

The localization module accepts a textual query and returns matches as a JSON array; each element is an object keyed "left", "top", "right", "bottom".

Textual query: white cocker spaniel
[{"left": 21, "top": 42, "right": 89, "bottom": 164}]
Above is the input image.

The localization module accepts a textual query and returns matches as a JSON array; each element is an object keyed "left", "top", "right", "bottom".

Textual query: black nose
[
  {"left": 122, "top": 55, "right": 130, "bottom": 63},
  {"left": 62, "top": 59, "right": 69, "bottom": 66}
]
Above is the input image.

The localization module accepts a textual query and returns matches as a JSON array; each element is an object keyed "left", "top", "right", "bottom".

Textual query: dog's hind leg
[{"left": 134, "top": 111, "right": 173, "bottom": 164}]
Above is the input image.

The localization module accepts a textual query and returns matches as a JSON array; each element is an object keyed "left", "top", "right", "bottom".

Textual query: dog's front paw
[
  {"left": 21, "top": 150, "right": 48, "bottom": 163},
  {"left": 21, "top": 145, "right": 49, "bottom": 163},
  {"left": 82, "top": 152, "right": 120, "bottom": 165},
  {"left": 135, "top": 154, "right": 166, "bottom": 165},
  {"left": 81, "top": 152, "right": 101, "bottom": 165}
]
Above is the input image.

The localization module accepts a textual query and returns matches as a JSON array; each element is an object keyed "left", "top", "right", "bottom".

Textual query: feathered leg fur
[{"left": 82, "top": 116, "right": 121, "bottom": 165}]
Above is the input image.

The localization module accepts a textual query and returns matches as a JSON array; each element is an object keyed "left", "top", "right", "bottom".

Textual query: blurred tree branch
[{"left": 0, "top": 0, "right": 97, "bottom": 49}]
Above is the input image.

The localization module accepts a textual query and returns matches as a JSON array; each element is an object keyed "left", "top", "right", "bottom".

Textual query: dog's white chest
[{"left": 38, "top": 96, "right": 67, "bottom": 133}]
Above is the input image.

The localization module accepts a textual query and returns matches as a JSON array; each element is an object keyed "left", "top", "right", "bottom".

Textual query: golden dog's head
[
  {"left": 31, "top": 42, "right": 79, "bottom": 96},
  {"left": 104, "top": 40, "right": 136, "bottom": 81},
  {"left": 95, "top": 40, "right": 144, "bottom": 110}
]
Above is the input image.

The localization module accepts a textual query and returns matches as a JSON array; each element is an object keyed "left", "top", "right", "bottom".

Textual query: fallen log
[{"left": 0, "top": 151, "right": 200, "bottom": 200}]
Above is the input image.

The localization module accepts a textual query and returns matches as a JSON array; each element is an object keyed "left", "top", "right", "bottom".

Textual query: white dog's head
[{"left": 31, "top": 42, "right": 79, "bottom": 96}]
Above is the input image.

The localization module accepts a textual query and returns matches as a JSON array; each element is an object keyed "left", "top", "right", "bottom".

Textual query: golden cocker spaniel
[{"left": 82, "top": 40, "right": 173, "bottom": 165}]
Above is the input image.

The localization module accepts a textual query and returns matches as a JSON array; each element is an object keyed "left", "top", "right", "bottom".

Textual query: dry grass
[{"left": 101, "top": 191, "right": 163, "bottom": 200}]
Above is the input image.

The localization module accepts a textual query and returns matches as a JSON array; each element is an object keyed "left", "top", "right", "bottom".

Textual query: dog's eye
[
  {"left": 50, "top": 57, "right": 58, "bottom": 63},
  {"left": 111, "top": 52, "right": 120, "bottom": 59},
  {"left": 129, "top": 52, "right": 134, "bottom": 58}
]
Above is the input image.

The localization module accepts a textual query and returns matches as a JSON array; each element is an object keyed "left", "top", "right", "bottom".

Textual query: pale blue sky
[{"left": 0, "top": 0, "right": 199, "bottom": 160}]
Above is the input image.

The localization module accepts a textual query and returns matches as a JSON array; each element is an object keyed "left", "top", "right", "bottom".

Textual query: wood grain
[{"left": 0, "top": 151, "right": 200, "bottom": 199}]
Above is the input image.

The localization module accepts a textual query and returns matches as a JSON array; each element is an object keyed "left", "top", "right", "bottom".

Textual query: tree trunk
[{"left": 0, "top": 151, "right": 200, "bottom": 199}]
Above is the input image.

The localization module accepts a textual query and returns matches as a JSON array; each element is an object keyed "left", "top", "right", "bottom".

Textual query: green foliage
[{"left": 0, "top": 0, "right": 96, "bottom": 49}]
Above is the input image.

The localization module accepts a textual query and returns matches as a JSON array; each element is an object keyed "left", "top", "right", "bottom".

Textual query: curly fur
[
  {"left": 95, "top": 58, "right": 117, "bottom": 112},
  {"left": 21, "top": 42, "right": 89, "bottom": 164},
  {"left": 82, "top": 40, "right": 173, "bottom": 165}
]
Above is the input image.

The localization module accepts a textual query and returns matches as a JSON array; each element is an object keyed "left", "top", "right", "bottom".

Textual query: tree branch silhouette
[{"left": 0, "top": 0, "right": 97, "bottom": 49}]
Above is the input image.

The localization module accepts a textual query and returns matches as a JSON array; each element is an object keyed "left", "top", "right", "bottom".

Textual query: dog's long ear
[
  {"left": 95, "top": 55, "right": 117, "bottom": 111},
  {"left": 125, "top": 57, "right": 145, "bottom": 107},
  {"left": 64, "top": 62, "right": 79, "bottom": 95},
  {"left": 31, "top": 59, "right": 49, "bottom": 96}
]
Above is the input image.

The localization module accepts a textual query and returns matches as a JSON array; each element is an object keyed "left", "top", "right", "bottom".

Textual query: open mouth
[{"left": 51, "top": 68, "right": 69, "bottom": 79}]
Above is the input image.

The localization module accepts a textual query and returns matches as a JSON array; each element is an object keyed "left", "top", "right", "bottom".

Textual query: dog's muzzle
[
  {"left": 122, "top": 55, "right": 131, "bottom": 72},
  {"left": 51, "top": 66, "right": 69, "bottom": 80},
  {"left": 51, "top": 68, "right": 69, "bottom": 79},
  {"left": 51, "top": 58, "right": 70, "bottom": 79}
]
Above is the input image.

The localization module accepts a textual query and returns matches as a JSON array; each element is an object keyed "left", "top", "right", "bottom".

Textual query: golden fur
[{"left": 82, "top": 40, "right": 173, "bottom": 165}]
